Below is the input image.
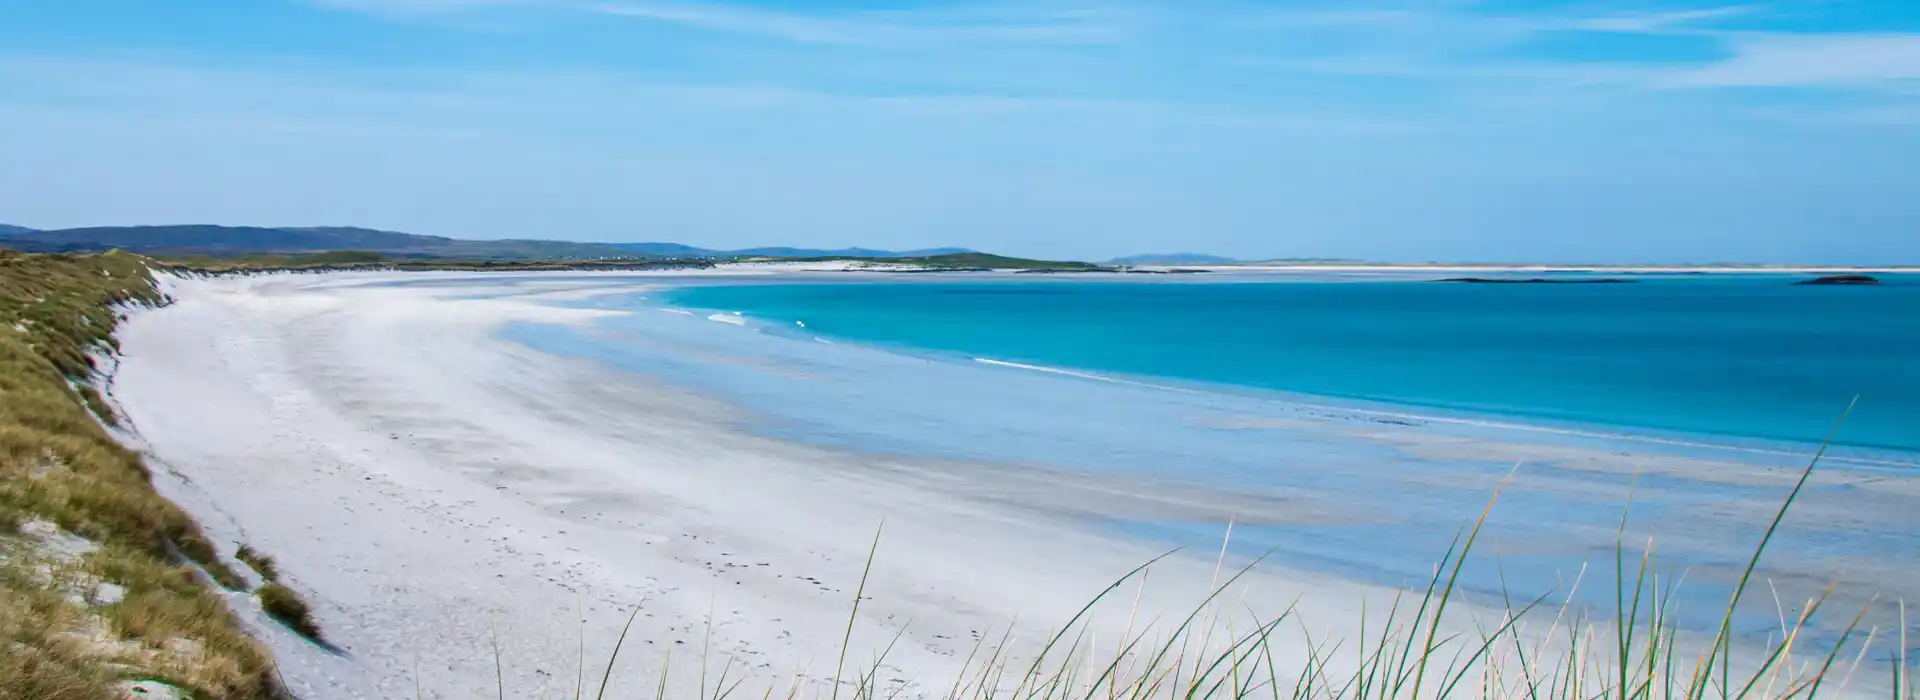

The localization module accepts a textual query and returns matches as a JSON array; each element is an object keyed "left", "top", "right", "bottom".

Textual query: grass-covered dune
[{"left": 0, "top": 250, "right": 298, "bottom": 699}]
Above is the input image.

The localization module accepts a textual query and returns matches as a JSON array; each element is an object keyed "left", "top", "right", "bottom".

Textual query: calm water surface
[{"left": 666, "top": 276, "right": 1920, "bottom": 454}]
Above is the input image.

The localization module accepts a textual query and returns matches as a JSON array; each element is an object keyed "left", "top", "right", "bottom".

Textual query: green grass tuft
[
  {"left": 257, "top": 582, "right": 323, "bottom": 643},
  {"left": 235, "top": 544, "right": 279, "bottom": 584},
  {"left": 76, "top": 385, "right": 118, "bottom": 428}
]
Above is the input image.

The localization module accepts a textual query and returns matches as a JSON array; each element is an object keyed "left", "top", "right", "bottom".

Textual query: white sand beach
[{"left": 107, "top": 271, "right": 1411, "bottom": 699}]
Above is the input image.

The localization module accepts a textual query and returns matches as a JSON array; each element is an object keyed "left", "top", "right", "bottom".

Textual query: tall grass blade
[
  {"left": 1409, "top": 463, "right": 1516, "bottom": 700},
  {"left": 1698, "top": 397, "right": 1857, "bottom": 699},
  {"left": 490, "top": 614, "right": 504, "bottom": 700},
  {"left": 834, "top": 521, "right": 886, "bottom": 700},
  {"left": 597, "top": 604, "right": 645, "bottom": 700}
]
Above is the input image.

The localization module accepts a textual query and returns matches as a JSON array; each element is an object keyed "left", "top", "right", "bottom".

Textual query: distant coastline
[
  {"left": 5, "top": 222, "right": 1912, "bottom": 272},
  {"left": 1168, "top": 262, "right": 1920, "bottom": 273}
]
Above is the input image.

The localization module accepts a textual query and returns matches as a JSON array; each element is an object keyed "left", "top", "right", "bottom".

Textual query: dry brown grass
[
  {"left": 234, "top": 544, "right": 278, "bottom": 583},
  {"left": 1, "top": 250, "right": 282, "bottom": 699},
  {"left": 255, "top": 584, "right": 321, "bottom": 643},
  {"left": 236, "top": 544, "right": 325, "bottom": 644}
]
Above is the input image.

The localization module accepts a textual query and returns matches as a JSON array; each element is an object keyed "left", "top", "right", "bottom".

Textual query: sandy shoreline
[{"left": 109, "top": 271, "right": 1416, "bottom": 698}]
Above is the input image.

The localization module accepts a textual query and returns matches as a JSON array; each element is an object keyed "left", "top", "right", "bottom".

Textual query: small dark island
[
  {"left": 1794, "top": 274, "right": 1880, "bottom": 286},
  {"left": 1438, "top": 277, "right": 1636, "bottom": 284}
]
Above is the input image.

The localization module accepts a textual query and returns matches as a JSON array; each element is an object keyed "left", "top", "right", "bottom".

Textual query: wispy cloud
[
  {"left": 1244, "top": 4, "right": 1754, "bottom": 35},
  {"left": 1659, "top": 33, "right": 1920, "bottom": 87},
  {"left": 583, "top": 1, "right": 1127, "bottom": 47},
  {"left": 0, "top": 52, "right": 1445, "bottom": 142},
  {"left": 306, "top": 0, "right": 529, "bottom": 15},
  {"left": 312, "top": 0, "right": 1127, "bottom": 46},
  {"left": 1552, "top": 6, "right": 1756, "bottom": 34},
  {"left": 296, "top": 0, "right": 1920, "bottom": 104}
]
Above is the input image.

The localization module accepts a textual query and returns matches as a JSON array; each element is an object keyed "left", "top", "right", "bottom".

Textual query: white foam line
[
  {"left": 974, "top": 358, "right": 1912, "bottom": 469},
  {"left": 660, "top": 308, "right": 695, "bottom": 316},
  {"left": 973, "top": 358, "right": 1207, "bottom": 395}
]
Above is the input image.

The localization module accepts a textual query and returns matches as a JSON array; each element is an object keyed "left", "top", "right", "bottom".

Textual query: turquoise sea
[{"left": 666, "top": 275, "right": 1920, "bottom": 455}]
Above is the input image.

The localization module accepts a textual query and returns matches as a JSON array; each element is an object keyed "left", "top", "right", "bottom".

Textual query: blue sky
[{"left": 1, "top": 0, "right": 1916, "bottom": 262}]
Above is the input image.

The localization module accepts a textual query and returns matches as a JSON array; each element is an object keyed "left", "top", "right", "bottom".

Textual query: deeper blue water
[{"left": 666, "top": 276, "right": 1920, "bottom": 454}]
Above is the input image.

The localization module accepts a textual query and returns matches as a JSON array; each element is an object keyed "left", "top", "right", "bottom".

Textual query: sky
[{"left": 0, "top": 0, "right": 1916, "bottom": 263}]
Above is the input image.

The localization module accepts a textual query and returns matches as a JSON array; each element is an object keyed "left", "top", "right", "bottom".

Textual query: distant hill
[
  {"left": 925, "top": 253, "right": 1100, "bottom": 270},
  {"left": 1241, "top": 257, "right": 1367, "bottom": 264},
  {"left": 606, "top": 242, "right": 719, "bottom": 258},
  {"left": 1109, "top": 253, "right": 1238, "bottom": 265},
  {"left": 606, "top": 243, "right": 975, "bottom": 259},
  {"left": 800, "top": 252, "right": 1102, "bottom": 271},
  {"left": 0, "top": 225, "right": 637, "bottom": 260},
  {"left": 735, "top": 246, "right": 974, "bottom": 258},
  {"left": 0, "top": 223, "right": 986, "bottom": 263}
]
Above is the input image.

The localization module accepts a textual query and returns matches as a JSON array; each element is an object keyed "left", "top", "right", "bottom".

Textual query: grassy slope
[{"left": 0, "top": 251, "right": 281, "bottom": 699}]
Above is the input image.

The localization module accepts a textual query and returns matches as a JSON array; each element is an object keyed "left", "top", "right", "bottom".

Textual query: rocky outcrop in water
[{"left": 1794, "top": 274, "right": 1880, "bottom": 286}]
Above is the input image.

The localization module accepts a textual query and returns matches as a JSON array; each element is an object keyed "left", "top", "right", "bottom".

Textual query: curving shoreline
[{"left": 110, "top": 271, "right": 1415, "bottom": 698}]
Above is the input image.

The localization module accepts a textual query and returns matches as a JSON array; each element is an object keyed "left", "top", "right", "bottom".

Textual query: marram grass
[{"left": 1, "top": 251, "right": 302, "bottom": 699}]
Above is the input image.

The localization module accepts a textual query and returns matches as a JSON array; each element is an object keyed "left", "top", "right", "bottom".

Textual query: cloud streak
[
  {"left": 295, "top": 0, "right": 1920, "bottom": 104},
  {"left": 306, "top": 0, "right": 529, "bottom": 15},
  {"left": 583, "top": 1, "right": 1126, "bottom": 47},
  {"left": 1660, "top": 33, "right": 1920, "bottom": 87}
]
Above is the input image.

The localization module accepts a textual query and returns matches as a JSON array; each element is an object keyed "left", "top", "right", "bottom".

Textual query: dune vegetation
[{"left": 0, "top": 250, "right": 299, "bottom": 699}]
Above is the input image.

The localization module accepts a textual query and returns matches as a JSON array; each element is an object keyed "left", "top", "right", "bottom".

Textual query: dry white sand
[{"left": 108, "top": 271, "right": 1404, "bottom": 699}]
